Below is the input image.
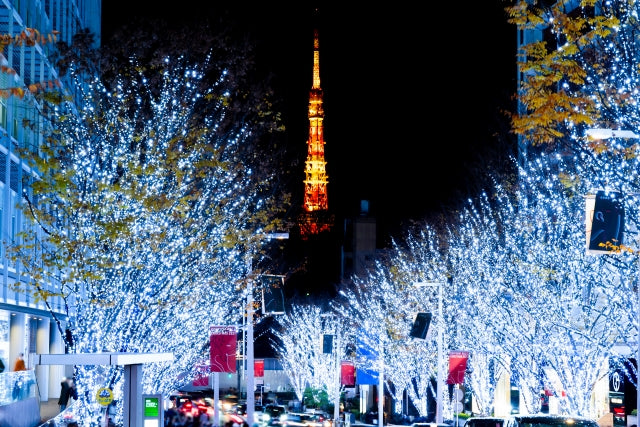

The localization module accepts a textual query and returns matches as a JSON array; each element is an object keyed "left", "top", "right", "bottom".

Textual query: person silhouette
[
  {"left": 11, "top": 352, "right": 26, "bottom": 400},
  {"left": 59, "top": 377, "right": 71, "bottom": 411},
  {"left": 13, "top": 352, "right": 26, "bottom": 371}
]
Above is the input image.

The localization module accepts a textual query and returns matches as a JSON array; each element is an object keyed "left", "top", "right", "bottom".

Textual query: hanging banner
[
  {"left": 356, "top": 334, "right": 378, "bottom": 385},
  {"left": 341, "top": 361, "right": 355, "bottom": 386},
  {"left": 447, "top": 350, "right": 469, "bottom": 384},
  {"left": 255, "top": 359, "right": 265, "bottom": 378},
  {"left": 261, "top": 275, "right": 286, "bottom": 315},
  {"left": 323, "top": 334, "right": 334, "bottom": 354},
  {"left": 409, "top": 312, "right": 432, "bottom": 339},
  {"left": 210, "top": 325, "right": 237, "bottom": 373},
  {"left": 192, "top": 363, "right": 210, "bottom": 386},
  {"left": 586, "top": 190, "right": 625, "bottom": 254}
]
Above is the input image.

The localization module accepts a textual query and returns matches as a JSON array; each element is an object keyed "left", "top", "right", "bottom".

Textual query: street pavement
[{"left": 39, "top": 398, "right": 61, "bottom": 424}]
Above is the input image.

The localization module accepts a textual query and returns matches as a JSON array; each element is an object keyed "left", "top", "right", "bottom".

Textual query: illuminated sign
[{"left": 144, "top": 396, "right": 159, "bottom": 417}]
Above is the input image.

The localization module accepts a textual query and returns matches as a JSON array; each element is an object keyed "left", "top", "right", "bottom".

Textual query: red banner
[
  {"left": 447, "top": 350, "right": 469, "bottom": 384},
  {"left": 192, "top": 365, "right": 209, "bottom": 387},
  {"left": 255, "top": 359, "right": 265, "bottom": 377},
  {"left": 341, "top": 361, "right": 355, "bottom": 386},
  {"left": 210, "top": 326, "right": 237, "bottom": 373}
]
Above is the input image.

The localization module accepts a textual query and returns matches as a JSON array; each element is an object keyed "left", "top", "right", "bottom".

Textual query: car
[
  {"left": 300, "top": 412, "right": 333, "bottom": 427},
  {"left": 279, "top": 413, "right": 309, "bottom": 427},
  {"left": 464, "top": 417, "right": 505, "bottom": 427},
  {"left": 235, "top": 403, "right": 267, "bottom": 425},
  {"left": 263, "top": 404, "right": 288, "bottom": 426},
  {"left": 504, "top": 414, "right": 600, "bottom": 427},
  {"left": 365, "top": 410, "right": 387, "bottom": 424},
  {"left": 192, "top": 397, "right": 216, "bottom": 419},
  {"left": 176, "top": 397, "right": 201, "bottom": 418},
  {"left": 166, "top": 394, "right": 201, "bottom": 417}
]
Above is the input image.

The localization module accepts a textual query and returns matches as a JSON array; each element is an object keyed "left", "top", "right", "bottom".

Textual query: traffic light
[
  {"left": 323, "top": 334, "right": 334, "bottom": 354},
  {"left": 409, "top": 312, "right": 432, "bottom": 339}
]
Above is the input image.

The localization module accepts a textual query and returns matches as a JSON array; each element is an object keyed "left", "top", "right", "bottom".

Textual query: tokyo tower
[{"left": 299, "top": 27, "right": 333, "bottom": 238}]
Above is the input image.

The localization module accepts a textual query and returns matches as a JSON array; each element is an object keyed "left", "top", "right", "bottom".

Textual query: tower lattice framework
[{"left": 300, "top": 28, "right": 333, "bottom": 238}]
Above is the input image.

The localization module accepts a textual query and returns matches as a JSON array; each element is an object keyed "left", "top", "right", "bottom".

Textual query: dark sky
[{"left": 101, "top": 3, "right": 518, "bottom": 245}]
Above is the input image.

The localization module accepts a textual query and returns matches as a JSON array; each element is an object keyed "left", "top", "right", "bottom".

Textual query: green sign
[{"left": 144, "top": 397, "right": 159, "bottom": 417}]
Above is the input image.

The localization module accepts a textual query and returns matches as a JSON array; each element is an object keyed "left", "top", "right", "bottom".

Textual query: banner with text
[
  {"left": 447, "top": 350, "right": 469, "bottom": 384},
  {"left": 192, "top": 362, "right": 210, "bottom": 386},
  {"left": 210, "top": 325, "right": 237, "bottom": 373},
  {"left": 341, "top": 361, "right": 355, "bottom": 386}
]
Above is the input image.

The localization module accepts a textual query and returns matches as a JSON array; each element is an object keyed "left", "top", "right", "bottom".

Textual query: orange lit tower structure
[{"left": 300, "top": 28, "right": 333, "bottom": 238}]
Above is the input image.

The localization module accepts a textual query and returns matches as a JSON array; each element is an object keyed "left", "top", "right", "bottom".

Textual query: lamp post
[
  {"left": 246, "top": 232, "right": 289, "bottom": 427},
  {"left": 321, "top": 313, "right": 342, "bottom": 427},
  {"left": 586, "top": 128, "right": 640, "bottom": 419},
  {"left": 413, "top": 281, "right": 444, "bottom": 424}
]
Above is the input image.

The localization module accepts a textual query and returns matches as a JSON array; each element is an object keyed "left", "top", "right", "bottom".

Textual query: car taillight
[{"left": 230, "top": 414, "right": 244, "bottom": 423}]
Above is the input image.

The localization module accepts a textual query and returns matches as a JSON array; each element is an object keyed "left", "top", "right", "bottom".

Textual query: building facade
[{"left": 0, "top": 0, "right": 100, "bottom": 402}]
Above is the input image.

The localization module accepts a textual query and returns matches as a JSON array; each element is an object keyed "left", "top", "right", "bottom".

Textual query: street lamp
[
  {"left": 585, "top": 128, "right": 640, "bottom": 140},
  {"left": 246, "top": 232, "right": 289, "bottom": 427},
  {"left": 413, "top": 281, "right": 444, "bottom": 424},
  {"left": 321, "top": 313, "right": 342, "bottom": 427},
  {"left": 586, "top": 128, "right": 640, "bottom": 420}
]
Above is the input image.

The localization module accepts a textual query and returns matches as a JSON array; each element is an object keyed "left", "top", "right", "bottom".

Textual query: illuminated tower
[{"left": 300, "top": 28, "right": 333, "bottom": 238}]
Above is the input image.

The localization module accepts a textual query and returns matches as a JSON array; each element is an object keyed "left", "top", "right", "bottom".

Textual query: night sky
[{"left": 101, "top": 3, "right": 518, "bottom": 245}]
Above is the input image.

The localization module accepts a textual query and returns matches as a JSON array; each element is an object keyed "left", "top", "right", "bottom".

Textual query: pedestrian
[
  {"left": 13, "top": 352, "right": 26, "bottom": 371},
  {"left": 58, "top": 377, "right": 70, "bottom": 411},
  {"left": 69, "top": 377, "right": 78, "bottom": 401},
  {"left": 11, "top": 352, "right": 27, "bottom": 400}
]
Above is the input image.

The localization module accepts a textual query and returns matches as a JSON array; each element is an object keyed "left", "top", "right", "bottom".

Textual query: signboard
[
  {"left": 143, "top": 394, "right": 163, "bottom": 427},
  {"left": 144, "top": 396, "right": 160, "bottom": 417},
  {"left": 255, "top": 359, "right": 265, "bottom": 378},
  {"left": 192, "top": 363, "right": 210, "bottom": 386},
  {"left": 356, "top": 334, "right": 378, "bottom": 385},
  {"left": 341, "top": 361, "right": 355, "bottom": 386},
  {"left": 210, "top": 326, "right": 237, "bottom": 373},
  {"left": 586, "top": 190, "right": 625, "bottom": 253},
  {"left": 261, "top": 275, "right": 286, "bottom": 315},
  {"left": 96, "top": 387, "right": 113, "bottom": 407},
  {"left": 323, "top": 334, "right": 334, "bottom": 354},
  {"left": 409, "top": 312, "right": 432, "bottom": 339},
  {"left": 447, "top": 350, "right": 469, "bottom": 384}
]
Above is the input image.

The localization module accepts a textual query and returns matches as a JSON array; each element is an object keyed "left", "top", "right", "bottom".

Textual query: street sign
[{"left": 96, "top": 387, "right": 113, "bottom": 407}]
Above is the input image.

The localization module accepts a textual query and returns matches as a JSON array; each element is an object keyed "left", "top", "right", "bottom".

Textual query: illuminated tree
[
  {"left": 504, "top": 0, "right": 640, "bottom": 413},
  {"left": 272, "top": 305, "right": 325, "bottom": 401},
  {"left": 334, "top": 143, "right": 636, "bottom": 419},
  {"left": 272, "top": 304, "right": 349, "bottom": 411},
  {"left": 273, "top": 1, "right": 640, "bottom": 421},
  {"left": 7, "top": 34, "right": 288, "bottom": 424},
  {"left": 333, "top": 244, "right": 451, "bottom": 419}
]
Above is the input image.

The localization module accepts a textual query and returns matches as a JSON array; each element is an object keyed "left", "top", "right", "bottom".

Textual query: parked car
[
  {"left": 504, "top": 414, "right": 600, "bottom": 427},
  {"left": 464, "top": 417, "right": 505, "bottom": 427}
]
